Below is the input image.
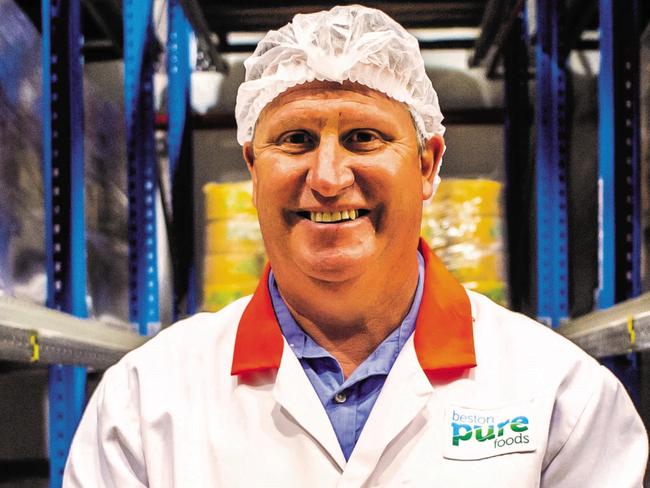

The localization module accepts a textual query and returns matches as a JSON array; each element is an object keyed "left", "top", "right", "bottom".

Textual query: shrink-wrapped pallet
[
  {"left": 202, "top": 181, "right": 266, "bottom": 311},
  {"left": 421, "top": 179, "right": 507, "bottom": 305}
]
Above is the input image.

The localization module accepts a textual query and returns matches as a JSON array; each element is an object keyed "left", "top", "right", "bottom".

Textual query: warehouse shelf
[
  {"left": 0, "top": 295, "right": 146, "bottom": 369},
  {"left": 559, "top": 291, "right": 650, "bottom": 358}
]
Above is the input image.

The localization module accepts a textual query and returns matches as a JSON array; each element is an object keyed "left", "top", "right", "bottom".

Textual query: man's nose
[{"left": 306, "top": 135, "right": 354, "bottom": 197}]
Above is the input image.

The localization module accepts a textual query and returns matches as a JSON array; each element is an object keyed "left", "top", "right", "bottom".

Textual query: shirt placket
[{"left": 329, "top": 382, "right": 359, "bottom": 460}]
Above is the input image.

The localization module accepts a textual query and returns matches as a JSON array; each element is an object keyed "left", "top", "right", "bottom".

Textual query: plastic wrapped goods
[
  {"left": 421, "top": 178, "right": 508, "bottom": 305},
  {"left": 0, "top": 0, "right": 129, "bottom": 323},
  {"left": 202, "top": 181, "right": 266, "bottom": 311},
  {"left": 0, "top": 0, "right": 44, "bottom": 301},
  {"left": 204, "top": 180, "right": 258, "bottom": 220}
]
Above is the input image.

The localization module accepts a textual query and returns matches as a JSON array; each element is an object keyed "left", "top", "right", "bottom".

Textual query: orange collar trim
[
  {"left": 231, "top": 238, "right": 476, "bottom": 375},
  {"left": 413, "top": 239, "right": 476, "bottom": 372},
  {"left": 231, "top": 263, "right": 283, "bottom": 375}
]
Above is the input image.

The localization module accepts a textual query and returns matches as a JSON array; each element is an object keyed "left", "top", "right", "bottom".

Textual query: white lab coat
[{"left": 63, "top": 250, "right": 648, "bottom": 487}]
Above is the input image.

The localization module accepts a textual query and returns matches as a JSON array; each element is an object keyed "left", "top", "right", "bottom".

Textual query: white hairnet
[{"left": 235, "top": 4, "right": 445, "bottom": 146}]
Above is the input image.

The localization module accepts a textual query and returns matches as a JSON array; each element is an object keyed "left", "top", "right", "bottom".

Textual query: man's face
[{"left": 244, "top": 81, "right": 443, "bottom": 286}]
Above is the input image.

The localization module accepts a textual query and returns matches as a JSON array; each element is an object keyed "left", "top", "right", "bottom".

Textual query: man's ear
[
  {"left": 421, "top": 134, "right": 445, "bottom": 200},
  {"left": 242, "top": 142, "right": 258, "bottom": 208}
]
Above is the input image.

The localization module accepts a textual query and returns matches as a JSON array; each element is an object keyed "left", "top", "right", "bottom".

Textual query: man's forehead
[
  {"left": 258, "top": 81, "right": 407, "bottom": 121},
  {"left": 279, "top": 80, "right": 385, "bottom": 96}
]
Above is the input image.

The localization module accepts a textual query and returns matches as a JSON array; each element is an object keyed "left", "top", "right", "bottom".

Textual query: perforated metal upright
[
  {"left": 597, "top": 0, "right": 642, "bottom": 401},
  {"left": 597, "top": 0, "right": 641, "bottom": 309},
  {"left": 123, "top": 0, "right": 160, "bottom": 335},
  {"left": 41, "top": 1, "right": 87, "bottom": 486},
  {"left": 168, "top": 0, "right": 197, "bottom": 318},
  {"left": 503, "top": 1, "right": 532, "bottom": 314},
  {"left": 535, "top": 0, "right": 569, "bottom": 328}
]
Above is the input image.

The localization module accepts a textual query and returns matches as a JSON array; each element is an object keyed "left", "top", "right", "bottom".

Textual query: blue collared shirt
[{"left": 269, "top": 252, "right": 425, "bottom": 460}]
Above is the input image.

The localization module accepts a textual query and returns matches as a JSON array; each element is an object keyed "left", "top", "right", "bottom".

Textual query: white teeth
[{"left": 308, "top": 209, "right": 362, "bottom": 223}]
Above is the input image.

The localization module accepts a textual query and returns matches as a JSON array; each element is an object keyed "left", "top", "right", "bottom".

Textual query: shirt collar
[
  {"left": 268, "top": 271, "right": 309, "bottom": 358},
  {"left": 231, "top": 238, "right": 476, "bottom": 375}
]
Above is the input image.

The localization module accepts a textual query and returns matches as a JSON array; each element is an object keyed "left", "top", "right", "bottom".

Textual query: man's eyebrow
[{"left": 260, "top": 114, "right": 323, "bottom": 133}]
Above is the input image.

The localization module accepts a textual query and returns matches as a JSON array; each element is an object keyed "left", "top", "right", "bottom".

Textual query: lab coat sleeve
[
  {"left": 63, "top": 360, "right": 148, "bottom": 488},
  {"left": 541, "top": 365, "right": 648, "bottom": 487}
]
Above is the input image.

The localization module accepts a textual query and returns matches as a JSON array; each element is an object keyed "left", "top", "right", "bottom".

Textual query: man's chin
[{"left": 294, "top": 243, "right": 375, "bottom": 284}]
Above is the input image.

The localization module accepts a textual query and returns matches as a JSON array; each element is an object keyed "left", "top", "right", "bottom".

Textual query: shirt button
[{"left": 334, "top": 392, "right": 347, "bottom": 404}]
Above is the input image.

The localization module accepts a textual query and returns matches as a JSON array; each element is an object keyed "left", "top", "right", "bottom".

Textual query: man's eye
[
  {"left": 345, "top": 130, "right": 383, "bottom": 149},
  {"left": 348, "top": 131, "right": 377, "bottom": 143},
  {"left": 279, "top": 131, "right": 313, "bottom": 145}
]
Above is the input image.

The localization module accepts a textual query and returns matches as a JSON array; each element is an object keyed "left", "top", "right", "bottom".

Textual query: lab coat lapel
[
  {"left": 273, "top": 341, "right": 347, "bottom": 471},
  {"left": 339, "top": 337, "right": 433, "bottom": 485}
]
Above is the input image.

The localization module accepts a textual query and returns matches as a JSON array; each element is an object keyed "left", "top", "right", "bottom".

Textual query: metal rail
[
  {"left": 559, "top": 292, "right": 650, "bottom": 358},
  {"left": 0, "top": 296, "right": 147, "bottom": 369}
]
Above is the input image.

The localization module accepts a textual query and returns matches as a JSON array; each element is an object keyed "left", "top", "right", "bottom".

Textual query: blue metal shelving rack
[
  {"left": 168, "top": 0, "right": 197, "bottom": 318},
  {"left": 41, "top": 1, "right": 88, "bottom": 486},
  {"left": 123, "top": 0, "right": 160, "bottom": 336},
  {"left": 535, "top": 0, "right": 570, "bottom": 328},
  {"left": 597, "top": 0, "right": 642, "bottom": 402},
  {"left": 533, "top": 0, "right": 643, "bottom": 402},
  {"left": 40, "top": 2, "right": 164, "bottom": 485}
]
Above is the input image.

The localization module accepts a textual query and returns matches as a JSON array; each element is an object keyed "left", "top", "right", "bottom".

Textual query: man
[{"left": 64, "top": 5, "right": 647, "bottom": 487}]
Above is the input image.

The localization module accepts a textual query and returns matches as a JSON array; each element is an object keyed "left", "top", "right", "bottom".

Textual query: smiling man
[
  {"left": 243, "top": 81, "right": 444, "bottom": 380},
  {"left": 64, "top": 5, "right": 647, "bottom": 487}
]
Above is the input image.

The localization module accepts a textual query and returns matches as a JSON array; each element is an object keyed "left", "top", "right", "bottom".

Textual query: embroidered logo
[{"left": 443, "top": 403, "right": 536, "bottom": 460}]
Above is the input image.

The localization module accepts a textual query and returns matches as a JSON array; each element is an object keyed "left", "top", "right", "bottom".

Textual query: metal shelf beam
[
  {"left": 0, "top": 296, "right": 146, "bottom": 368},
  {"left": 559, "top": 292, "right": 650, "bottom": 358}
]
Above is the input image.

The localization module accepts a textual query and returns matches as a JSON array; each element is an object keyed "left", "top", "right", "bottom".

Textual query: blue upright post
[
  {"left": 124, "top": 0, "right": 160, "bottom": 335},
  {"left": 598, "top": 0, "right": 641, "bottom": 403},
  {"left": 168, "top": 1, "right": 197, "bottom": 318},
  {"left": 535, "top": 0, "right": 569, "bottom": 328},
  {"left": 597, "top": 0, "right": 641, "bottom": 308},
  {"left": 42, "top": 1, "right": 87, "bottom": 486},
  {"left": 503, "top": 1, "right": 531, "bottom": 314}
]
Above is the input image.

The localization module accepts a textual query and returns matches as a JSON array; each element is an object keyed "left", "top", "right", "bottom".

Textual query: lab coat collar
[
  {"left": 414, "top": 239, "right": 476, "bottom": 373},
  {"left": 231, "top": 238, "right": 476, "bottom": 376}
]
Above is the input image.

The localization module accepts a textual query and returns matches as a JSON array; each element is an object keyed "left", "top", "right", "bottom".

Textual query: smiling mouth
[{"left": 296, "top": 209, "right": 370, "bottom": 224}]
